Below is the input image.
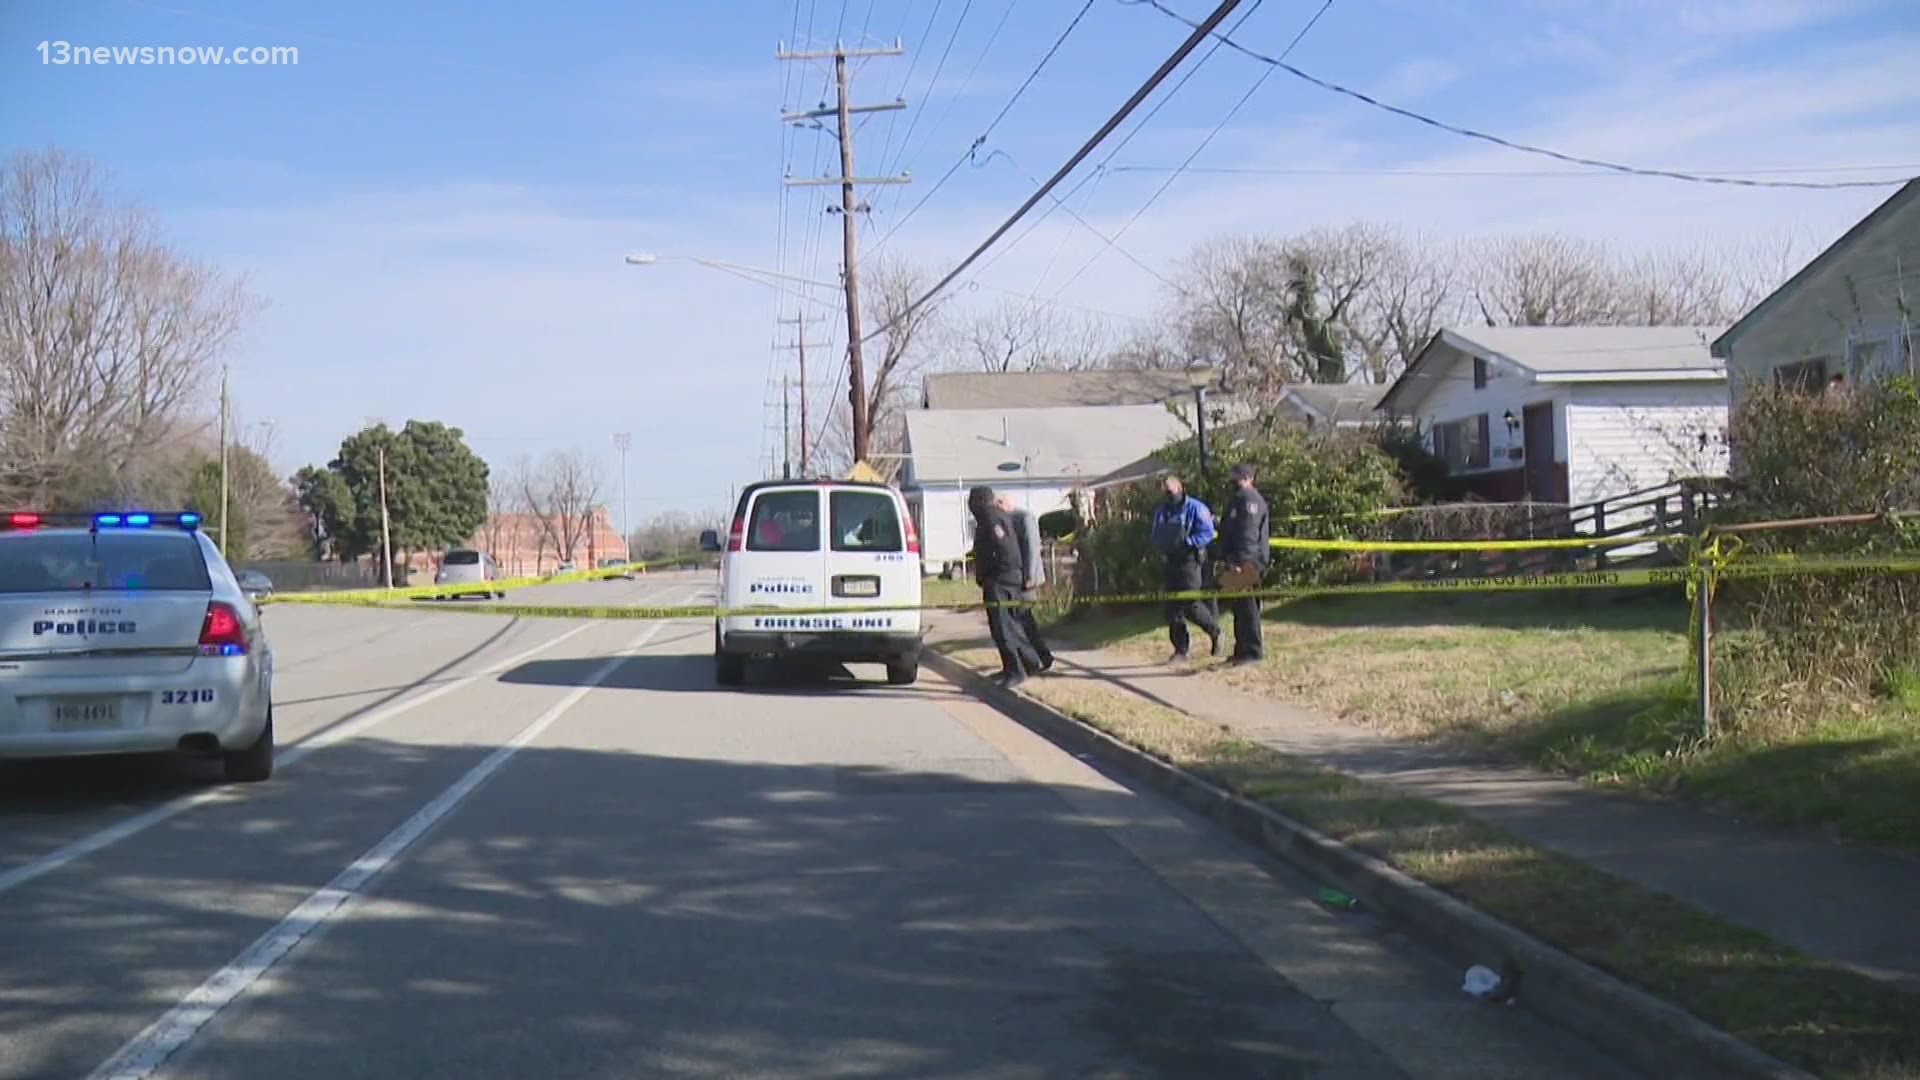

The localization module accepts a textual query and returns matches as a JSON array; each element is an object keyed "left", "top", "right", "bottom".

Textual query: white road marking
[
  {"left": 0, "top": 577, "right": 693, "bottom": 898},
  {"left": 87, "top": 603, "right": 688, "bottom": 1080}
]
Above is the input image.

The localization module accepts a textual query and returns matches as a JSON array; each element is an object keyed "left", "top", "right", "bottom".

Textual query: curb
[{"left": 926, "top": 648, "right": 1813, "bottom": 1080}]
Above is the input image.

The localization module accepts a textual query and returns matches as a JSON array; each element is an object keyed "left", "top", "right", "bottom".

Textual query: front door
[{"left": 1522, "top": 402, "right": 1562, "bottom": 502}]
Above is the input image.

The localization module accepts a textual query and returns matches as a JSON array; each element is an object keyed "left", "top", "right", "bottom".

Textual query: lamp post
[
  {"left": 612, "top": 432, "right": 632, "bottom": 557},
  {"left": 1186, "top": 366, "right": 1215, "bottom": 483}
]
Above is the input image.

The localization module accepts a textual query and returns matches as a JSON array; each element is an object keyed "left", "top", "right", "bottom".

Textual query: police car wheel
[
  {"left": 223, "top": 708, "right": 274, "bottom": 783},
  {"left": 886, "top": 657, "right": 919, "bottom": 686}
]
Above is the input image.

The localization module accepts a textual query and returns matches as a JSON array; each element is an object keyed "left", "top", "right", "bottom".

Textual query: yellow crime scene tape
[
  {"left": 264, "top": 553, "right": 709, "bottom": 606},
  {"left": 1267, "top": 533, "right": 1688, "bottom": 553},
  {"left": 259, "top": 544, "right": 1920, "bottom": 622}
]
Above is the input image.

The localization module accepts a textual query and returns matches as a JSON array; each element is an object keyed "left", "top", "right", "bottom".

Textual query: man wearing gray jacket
[{"left": 998, "top": 495, "right": 1054, "bottom": 672}]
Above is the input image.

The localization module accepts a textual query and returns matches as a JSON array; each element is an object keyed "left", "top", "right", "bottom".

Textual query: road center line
[
  {"left": 0, "top": 578, "right": 690, "bottom": 898},
  {"left": 88, "top": 601, "right": 688, "bottom": 1080}
]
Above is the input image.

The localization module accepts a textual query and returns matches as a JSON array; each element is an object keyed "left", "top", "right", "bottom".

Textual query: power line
[
  {"left": 1134, "top": 0, "right": 1917, "bottom": 191},
  {"left": 1045, "top": 0, "right": 1335, "bottom": 301},
  {"left": 879, "top": 0, "right": 974, "bottom": 181},
  {"left": 865, "top": 0, "right": 1249, "bottom": 346},
  {"left": 867, "top": 0, "right": 1099, "bottom": 257},
  {"left": 1105, "top": 162, "right": 1920, "bottom": 179},
  {"left": 873, "top": 0, "right": 1016, "bottom": 227},
  {"left": 933, "top": 0, "right": 1264, "bottom": 281}
]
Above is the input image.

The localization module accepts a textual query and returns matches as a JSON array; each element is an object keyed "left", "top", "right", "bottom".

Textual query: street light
[
  {"left": 1186, "top": 366, "right": 1216, "bottom": 482},
  {"left": 612, "top": 432, "right": 632, "bottom": 556}
]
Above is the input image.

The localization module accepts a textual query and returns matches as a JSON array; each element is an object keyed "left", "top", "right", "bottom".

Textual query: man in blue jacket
[{"left": 1149, "top": 475, "right": 1223, "bottom": 661}]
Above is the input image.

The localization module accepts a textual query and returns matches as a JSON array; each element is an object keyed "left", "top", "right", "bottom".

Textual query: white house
[
  {"left": 1712, "top": 179, "right": 1918, "bottom": 401},
  {"left": 901, "top": 405, "right": 1191, "bottom": 571},
  {"left": 1379, "top": 326, "right": 1729, "bottom": 506}
]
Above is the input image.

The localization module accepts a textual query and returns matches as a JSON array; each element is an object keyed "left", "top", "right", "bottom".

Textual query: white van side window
[
  {"left": 746, "top": 490, "right": 821, "bottom": 552},
  {"left": 830, "top": 491, "right": 902, "bottom": 552}
]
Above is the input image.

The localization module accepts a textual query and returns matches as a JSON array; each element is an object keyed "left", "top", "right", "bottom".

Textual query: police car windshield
[{"left": 0, "top": 531, "right": 212, "bottom": 594}]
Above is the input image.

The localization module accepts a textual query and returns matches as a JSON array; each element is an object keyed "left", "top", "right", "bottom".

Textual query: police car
[
  {"left": 701, "top": 480, "right": 923, "bottom": 686},
  {"left": 0, "top": 511, "right": 275, "bottom": 782}
]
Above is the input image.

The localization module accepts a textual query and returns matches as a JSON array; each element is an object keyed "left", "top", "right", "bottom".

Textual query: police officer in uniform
[
  {"left": 970, "top": 485, "right": 1042, "bottom": 687},
  {"left": 1218, "top": 462, "right": 1271, "bottom": 664}
]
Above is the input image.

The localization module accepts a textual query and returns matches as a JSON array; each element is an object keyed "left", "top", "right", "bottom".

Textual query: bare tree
[
  {"left": 1171, "top": 234, "right": 1295, "bottom": 396},
  {"left": 481, "top": 469, "right": 522, "bottom": 559},
  {"left": 519, "top": 449, "right": 602, "bottom": 563},
  {"left": 0, "top": 148, "right": 255, "bottom": 507},
  {"left": 627, "top": 508, "right": 726, "bottom": 560},
  {"left": 1470, "top": 234, "right": 1623, "bottom": 327},
  {"left": 819, "top": 256, "right": 946, "bottom": 474},
  {"left": 947, "top": 299, "right": 1112, "bottom": 373},
  {"left": 1346, "top": 230, "right": 1466, "bottom": 382}
]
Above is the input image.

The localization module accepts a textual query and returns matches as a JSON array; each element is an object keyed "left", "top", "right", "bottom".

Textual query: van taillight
[
  {"left": 199, "top": 601, "right": 248, "bottom": 656},
  {"left": 727, "top": 514, "right": 746, "bottom": 552},
  {"left": 903, "top": 509, "right": 921, "bottom": 555}
]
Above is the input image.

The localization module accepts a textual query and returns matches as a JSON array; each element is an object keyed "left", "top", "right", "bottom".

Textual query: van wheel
[
  {"left": 223, "top": 708, "right": 274, "bottom": 783},
  {"left": 716, "top": 652, "right": 746, "bottom": 687},
  {"left": 886, "top": 656, "right": 920, "bottom": 686}
]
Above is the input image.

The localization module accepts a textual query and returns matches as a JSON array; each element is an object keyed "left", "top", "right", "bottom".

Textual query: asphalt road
[{"left": 0, "top": 570, "right": 1639, "bottom": 1079}]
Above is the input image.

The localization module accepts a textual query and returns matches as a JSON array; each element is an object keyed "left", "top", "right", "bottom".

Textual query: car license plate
[
  {"left": 53, "top": 699, "right": 122, "bottom": 732},
  {"left": 837, "top": 577, "right": 880, "bottom": 598}
]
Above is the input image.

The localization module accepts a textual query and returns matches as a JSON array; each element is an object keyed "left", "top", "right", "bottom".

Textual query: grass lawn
[
  {"left": 943, "top": 642, "right": 1920, "bottom": 1079},
  {"left": 921, "top": 575, "right": 981, "bottom": 611},
  {"left": 1053, "top": 592, "right": 1920, "bottom": 851}
]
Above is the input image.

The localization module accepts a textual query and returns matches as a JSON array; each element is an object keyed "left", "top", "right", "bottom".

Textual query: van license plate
[
  {"left": 835, "top": 576, "right": 880, "bottom": 598},
  {"left": 53, "top": 699, "right": 122, "bottom": 731}
]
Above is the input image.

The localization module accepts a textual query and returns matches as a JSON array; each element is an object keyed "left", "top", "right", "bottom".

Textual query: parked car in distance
[
  {"left": 550, "top": 561, "right": 576, "bottom": 578},
  {"left": 598, "top": 558, "right": 636, "bottom": 581},
  {"left": 236, "top": 569, "right": 275, "bottom": 601},
  {"left": 434, "top": 548, "right": 504, "bottom": 599}
]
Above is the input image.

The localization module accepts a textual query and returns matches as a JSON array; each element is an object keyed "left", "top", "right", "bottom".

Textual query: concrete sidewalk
[{"left": 929, "top": 614, "right": 1920, "bottom": 993}]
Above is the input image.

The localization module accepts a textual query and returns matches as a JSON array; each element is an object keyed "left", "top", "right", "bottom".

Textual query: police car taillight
[{"left": 199, "top": 601, "right": 248, "bottom": 656}]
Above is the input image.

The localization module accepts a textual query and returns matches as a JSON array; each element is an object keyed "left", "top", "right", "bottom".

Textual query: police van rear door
[
  {"left": 821, "top": 486, "right": 919, "bottom": 634},
  {"left": 731, "top": 486, "right": 827, "bottom": 628}
]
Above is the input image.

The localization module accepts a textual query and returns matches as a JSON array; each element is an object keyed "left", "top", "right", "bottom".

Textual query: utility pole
[
  {"left": 778, "top": 313, "right": 831, "bottom": 476},
  {"left": 377, "top": 444, "right": 393, "bottom": 589},
  {"left": 778, "top": 39, "right": 909, "bottom": 468},
  {"left": 612, "top": 432, "right": 632, "bottom": 557},
  {"left": 782, "top": 376, "right": 793, "bottom": 479},
  {"left": 217, "top": 364, "right": 230, "bottom": 555}
]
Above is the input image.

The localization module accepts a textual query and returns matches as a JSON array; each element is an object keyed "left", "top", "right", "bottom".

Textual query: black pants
[
  {"left": 1015, "top": 591, "right": 1053, "bottom": 669},
  {"left": 1162, "top": 553, "right": 1219, "bottom": 655},
  {"left": 1228, "top": 594, "right": 1264, "bottom": 659},
  {"left": 983, "top": 580, "right": 1042, "bottom": 676}
]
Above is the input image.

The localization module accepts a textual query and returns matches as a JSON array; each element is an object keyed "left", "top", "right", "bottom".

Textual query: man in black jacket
[
  {"left": 970, "top": 485, "right": 1042, "bottom": 687},
  {"left": 1218, "top": 463, "right": 1271, "bottom": 664}
]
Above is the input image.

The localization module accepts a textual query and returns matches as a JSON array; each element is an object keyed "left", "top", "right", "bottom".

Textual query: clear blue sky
[{"left": 4, "top": 0, "right": 1914, "bottom": 516}]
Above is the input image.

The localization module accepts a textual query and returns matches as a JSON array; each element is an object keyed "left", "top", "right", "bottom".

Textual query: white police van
[{"left": 701, "top": 480, "right": 923, "bottom": 687}]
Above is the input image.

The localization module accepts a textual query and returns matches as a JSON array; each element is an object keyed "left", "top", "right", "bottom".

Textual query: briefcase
[{"left": 1217, "top": 561, "right": 1261, "bottom": 590}]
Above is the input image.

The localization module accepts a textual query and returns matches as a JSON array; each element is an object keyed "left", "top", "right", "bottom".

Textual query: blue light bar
[
  {"left": 179, "top": 512, "right": 201, "bottom": 528},
  {"left": 126, "top": 513, "right": 152, "bottom": 527},
  {"left": 95, "top": 513, "right": 123, "bottom": 527}
]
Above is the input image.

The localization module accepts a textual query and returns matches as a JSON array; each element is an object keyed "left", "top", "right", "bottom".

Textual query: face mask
[{"left": 1164, "top": 492, "right": 1182, "bottom": 507}]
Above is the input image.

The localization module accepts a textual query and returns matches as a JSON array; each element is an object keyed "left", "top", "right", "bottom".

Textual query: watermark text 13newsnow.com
[{"left": 37, "top": 41, "right": 299, "bottom": 66}]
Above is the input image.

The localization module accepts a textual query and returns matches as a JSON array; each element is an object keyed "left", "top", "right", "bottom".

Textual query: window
[
  {"left": 746, "top": 490, "right": 820, "bottom": 552},
  {"left": 1472, "top": 357, "right": 1489, "bottom": 390},
  {"left": 1774, "top": 357, "right": 1830, "bottom": 394},
  {"left": 1847, "top": 334, "right": 1909, "bottom": 383},
  {"left": 0, "top": 532, "right": 212, "bottom": 594},
  {"left": 1434, "top": 415, "right": 1491, "bottom": 472},
  {"left": 830, "top": 490, "right": 903, "bottom": 552},
  {"left": 442, "top": 549, "right": 480, "bottom": 565}
]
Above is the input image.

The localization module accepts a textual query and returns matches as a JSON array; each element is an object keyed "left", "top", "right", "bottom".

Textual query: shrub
[
  {"left": 1375, "top": 422, "right": 1467, "bottom": 503},
  {"left": 1717, "top": 378, "right": 1920, "bottom": 724},
  {"left": 1079, "top": 424, "right": 1402, "bottom": 597}
]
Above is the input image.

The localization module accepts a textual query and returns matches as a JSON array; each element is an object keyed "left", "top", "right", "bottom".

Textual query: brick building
[{"left": 470, "top": 506, "right": 629, "bottom": 577}]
